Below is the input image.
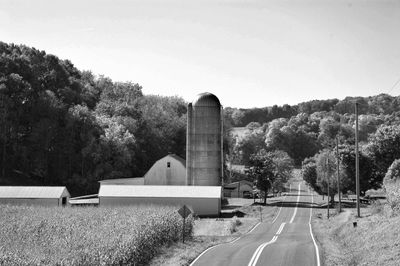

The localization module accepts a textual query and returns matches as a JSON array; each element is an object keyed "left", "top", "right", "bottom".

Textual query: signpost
[{"left": 178, "top": 205, "right": 192, "bottom": 243}]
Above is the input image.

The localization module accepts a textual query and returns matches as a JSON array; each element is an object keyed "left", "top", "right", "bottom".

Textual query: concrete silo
[{"left": 186, "top": 92, "right": 223, "bottom": 186}]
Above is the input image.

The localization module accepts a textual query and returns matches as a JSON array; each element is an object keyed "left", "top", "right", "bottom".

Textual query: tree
[
  {"left": 339, "top": 144, "right": 375, "bottom": 195},
  {"left": 302, "top": 157, "right": 320, "bottom": 194},
  {"left": 315, "top": 150, "right": 338, "bottom": 204},
  {"left": 245, "top": 150, "right": 275, "bottom": 204},
  {"left": 367, "top": 124, "right": 400, "bottom": 186},
  {"left": 383, "top": 159, "right": 400, "bottom": 214},
  {"left": 245, "top": 150, "right": 293, "bottom": 203},
  {"left": 270, "top": 150, "right": 294, "bottom": 193},
  {"left": 235, "top": 130, "right": 266, "bottom": 165}
]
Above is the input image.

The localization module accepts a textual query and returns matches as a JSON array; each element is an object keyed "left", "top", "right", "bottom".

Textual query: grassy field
[
  {"left": 312, "top": 199, "right": 400, "bottom": 266},
  {"left": 0, "top": 204, "right": 192, "bottom": 266}
]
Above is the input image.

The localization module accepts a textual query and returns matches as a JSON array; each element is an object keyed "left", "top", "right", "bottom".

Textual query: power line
[{"left": 387, "top": 76, "right": 400, "bottom": 95}]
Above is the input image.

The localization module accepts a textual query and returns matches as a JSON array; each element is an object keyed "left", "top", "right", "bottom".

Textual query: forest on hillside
[
  {"left": 0, "top": 42, "right": 186, "bottom": 195},
  {"left": 228, "top": 100, "right": 400, "bottom": 199},
  {"left": 1, "top": 42, "right": 400, "bottom": 197}
]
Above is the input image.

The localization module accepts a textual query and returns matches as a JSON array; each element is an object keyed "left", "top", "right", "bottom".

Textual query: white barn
[
  {"left": 0, "top": 186, "right": 70, "bottom": 206},
  {"left": 144, "top": 154, "right": 186, "bottom": 185},
  {"left": 99, "top": 177, "right": 145, "bottom": 186},
  {"left": 99, "top": 154, "right": 186, "bottom": 186},
  {"left": 98, "top": 185, "right": 221, "bottom": 216}
]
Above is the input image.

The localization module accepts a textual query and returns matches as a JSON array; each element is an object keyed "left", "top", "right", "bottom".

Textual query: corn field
[{"left": 0, "top": 205, "right": 193, "bottom": 265}]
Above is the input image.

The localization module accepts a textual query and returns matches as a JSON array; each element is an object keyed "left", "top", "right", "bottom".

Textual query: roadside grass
[
  {"left": 312, "top": 198, "right": 400, "bottom": 266},
  {"left": 0, "top": 204, "right": 191, "bottom": 266},
  {"left": 149, "top": 201, "right": 280, "bottom": 266}
]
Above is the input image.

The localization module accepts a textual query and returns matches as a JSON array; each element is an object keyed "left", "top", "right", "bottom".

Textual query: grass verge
[{"left": 312, "top": 200, "right": 400, "bottom": 266}]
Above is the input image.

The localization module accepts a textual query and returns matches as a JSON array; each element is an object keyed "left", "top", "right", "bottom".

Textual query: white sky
[{"left": 1, "top": 0, "right": 400, "bottom": 108}]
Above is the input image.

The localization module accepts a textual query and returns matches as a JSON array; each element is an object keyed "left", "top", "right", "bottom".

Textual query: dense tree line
[
  {"left": 230, "top": 106, "right": 400, "bottom": 197},
  {"left": 225, "top": 95, "right": 400, "bottom": 127},
  {"left": 0, "top": 42, "right": 187, "bottom": 195}
]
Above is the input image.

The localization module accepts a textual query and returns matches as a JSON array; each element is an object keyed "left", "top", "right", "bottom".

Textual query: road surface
[{"left": 190, "top": 181, "right": 320, "bottom": 266}]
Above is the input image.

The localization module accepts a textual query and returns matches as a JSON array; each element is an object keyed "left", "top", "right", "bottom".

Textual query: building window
[{"left": 167, "top": 162, "right": 171, "bottom": 168}]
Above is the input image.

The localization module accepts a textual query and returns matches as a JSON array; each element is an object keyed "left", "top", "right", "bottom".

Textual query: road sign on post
[{"left": 178, "top": 205, "right": 192, "bottom": 243}]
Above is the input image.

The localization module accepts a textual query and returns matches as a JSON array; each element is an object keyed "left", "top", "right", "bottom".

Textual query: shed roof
[
  {"left": 99, "top": 185, "right": 221, "bottom": 198},
  {"left": 0, "top": 186, "right": 70, "bottom": 199}
]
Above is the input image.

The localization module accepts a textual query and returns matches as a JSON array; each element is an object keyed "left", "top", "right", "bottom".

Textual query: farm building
[
  {"left": 98, "top": 185, "right": 221, "bottom": 216},
  {"left": 99, "top": 154, "right": 186, "bottom": 186},
  {"left": 0, "top": 186, "right": 70, "bottom": 206},
  {"left": 69, "top": 194, "right": 99, "bottom": 206},
  {"left": 99, "top": 177, "right": 145, "bottom": 185},
  {"left": 144, "top": 154, "right": 186, "bottom": 185},
  {"left": 223, "top": 180, "right": 253, "bottom": 198}
]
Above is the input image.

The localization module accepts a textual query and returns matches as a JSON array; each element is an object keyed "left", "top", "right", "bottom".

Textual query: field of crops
[{"left": 0, "top": 204, "right": 192, "bottom": 266}]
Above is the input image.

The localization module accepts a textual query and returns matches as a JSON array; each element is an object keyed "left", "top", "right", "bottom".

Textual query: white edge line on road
[
  {"left": 289, "top": 183, "right": 301, "bottom": 223},
  {"left": 191, "top": 219, "right": 264, "bottom": 264},
  {"left": 247, "top": 223, "right": 285, "bottom": 266},
  {"left": 189, "top": 243, "right": 224, "bottom": 266},
  {"left": 309, "top": 188, "right": 321, "bottom": 266}
]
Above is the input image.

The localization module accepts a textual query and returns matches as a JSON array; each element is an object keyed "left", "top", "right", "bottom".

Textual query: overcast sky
[{"left": 1, "top": 0, "right": 400, "bottom": 108}]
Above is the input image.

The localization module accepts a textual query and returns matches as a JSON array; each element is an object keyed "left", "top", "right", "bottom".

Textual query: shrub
[
  {"left": 383, "top": 159, "right": 400, "bottom": 215},
  {"left": 0, "top": 205, "right": 193, "bottom": 265}
]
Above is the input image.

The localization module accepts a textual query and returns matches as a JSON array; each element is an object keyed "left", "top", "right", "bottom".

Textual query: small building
[
  {"left": 98, "top": 185, "right": 221, "bottom": 216},
  {"left": 144, "top": 154, "right": 186, "bottom": 185},
  {"left": 69, "top": 194, "right": 99, "bottom": 206},
  {"left": 223, "top": 180, "right": 253, "bottom": 198},
  {"left": 0, "top": 186, "right": 70, "bottom": 206}
]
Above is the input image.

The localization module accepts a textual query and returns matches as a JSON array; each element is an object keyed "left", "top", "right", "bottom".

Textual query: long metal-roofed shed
[
  {"left": 98, "top": 185, "right": 222, "bottom": 216},
  {"left": 0, "top": 186, "right": 70, "bottom": 206}
]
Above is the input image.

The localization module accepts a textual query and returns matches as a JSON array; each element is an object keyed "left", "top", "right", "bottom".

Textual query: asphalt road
[{"left": 190, "top": 181, "right": 320, "bottom": 266}]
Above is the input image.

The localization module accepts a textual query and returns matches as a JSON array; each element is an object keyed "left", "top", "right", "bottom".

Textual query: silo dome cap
[{"left": 192, "top": 92, "right": 221, "bottom": 107}]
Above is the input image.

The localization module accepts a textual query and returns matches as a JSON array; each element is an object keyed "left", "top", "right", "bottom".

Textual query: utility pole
[
  {"left": 355, "top": 102, "right": 360, "bottom": 217},
  {"left": 336, "top": 136, "right": 342, "bottom": 213},
  {"left": 326, "top": 156, "right": 330, "bottom": 219}
]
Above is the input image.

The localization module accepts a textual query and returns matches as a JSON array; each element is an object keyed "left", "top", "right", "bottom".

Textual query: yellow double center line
[
  {"left": 248, "top": 182, "right": 302, "bottom": 266},
  {"left": 247, "top": 222, "right": 286, "bottom": 266}
]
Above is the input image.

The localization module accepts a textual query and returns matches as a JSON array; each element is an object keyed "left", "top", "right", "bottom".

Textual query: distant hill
[{"left": 224, "top": 94, "right": 400, "bottom": 127}]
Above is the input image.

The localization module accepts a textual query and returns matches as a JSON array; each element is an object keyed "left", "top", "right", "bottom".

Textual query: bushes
[
  {"left": 0, "top": 205, "right": 193, "bottom": 265},
  {"left": 383, "top": 159, "right": 400, "bottom": 215}
]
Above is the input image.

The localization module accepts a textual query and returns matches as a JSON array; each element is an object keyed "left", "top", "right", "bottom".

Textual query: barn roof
[
  {"left": 0, "top": 186, "right": 70, "bottom": 199},
  {"left": 99, "top": 185, "right": 221, "bottom": 199},
  {"left": 166, "top": 154, "right": 186, "bottom": 166},
  {"left": 99, "top": 177, "right": 145, "bottom": 185}
]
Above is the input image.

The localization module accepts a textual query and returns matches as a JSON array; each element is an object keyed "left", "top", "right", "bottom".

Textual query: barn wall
[
  {"left": 144, "top": 156, "right": 186, "bottom": 185},
  {"left": 0, "top": 198, "right": 59, "bottom": 206},
  {"left": 99, "top": 197, "right": 220, "bottom": 216}
]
